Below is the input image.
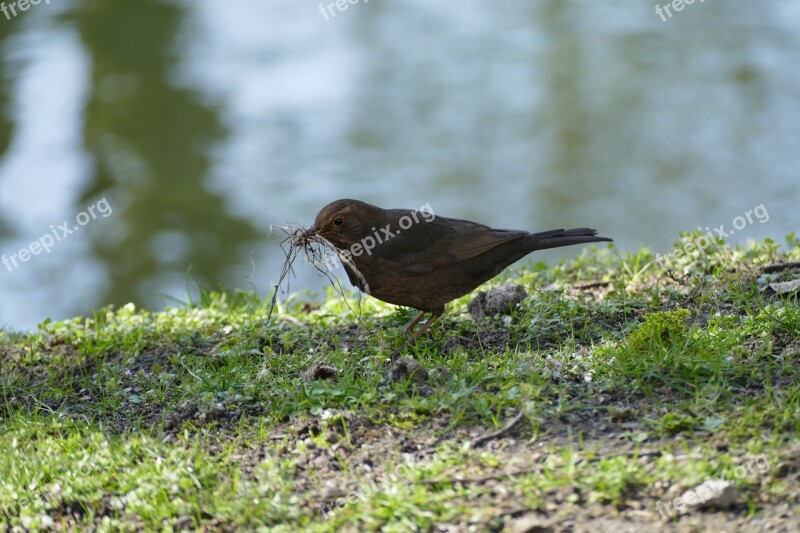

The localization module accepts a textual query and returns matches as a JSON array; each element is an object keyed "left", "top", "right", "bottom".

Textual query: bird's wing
[{"left": 371, "top": 213, "right": 528, "bottom": 275}]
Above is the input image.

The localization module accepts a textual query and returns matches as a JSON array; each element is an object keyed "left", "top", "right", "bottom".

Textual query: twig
[
  {"left": 583, "top": 449, "right": 663, "bottom": 463},
  {"left": 179, "top": 354, "right": 213, "bottom": 388},
  {"left": 469, "top": 410, "right": 526, "bottom": 447},
  {"left": 573, "top": 280, "right": 611, "bottom": 290},
  {"left": 417, "top": 466, "right": 541, "bottom": 486},
  {"left": 762, "top": 261, "right": 800, "bottom": 274}
]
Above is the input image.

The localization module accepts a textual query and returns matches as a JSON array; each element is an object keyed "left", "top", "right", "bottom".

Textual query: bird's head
[{"left": 307, "top": 199, "right": 381, "bottom": 250}]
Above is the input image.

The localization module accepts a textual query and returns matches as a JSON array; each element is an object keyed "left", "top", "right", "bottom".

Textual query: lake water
[{"left": 0, "top": 0, "right": 798, "bottom": 331}]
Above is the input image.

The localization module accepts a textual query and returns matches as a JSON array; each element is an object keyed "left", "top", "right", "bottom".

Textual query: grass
[{"left": 1, "top": 233, "right": 799, "bottom": 531}]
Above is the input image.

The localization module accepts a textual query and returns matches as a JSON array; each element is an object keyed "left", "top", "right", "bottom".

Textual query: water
[{"left": 0, "top": 0, "right": 798, "bottom": 331}]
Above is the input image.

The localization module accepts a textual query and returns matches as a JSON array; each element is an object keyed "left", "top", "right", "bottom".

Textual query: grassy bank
[{"left": 2, "top": 234, "right": 799, "bottom": 531}]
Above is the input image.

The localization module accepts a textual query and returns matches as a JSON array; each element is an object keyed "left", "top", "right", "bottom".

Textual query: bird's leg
[
  {"left": 397, "top": 307, "right": 444, "bottom": 350},
  {"left": 403, "top": 310, "right": 428, "bottom": 335},
  {"left": 411, "top": 307, "right": 444, "bottom": 341},
  {"left": 389, "top": 311, "right": 428, "bottom": 358}
]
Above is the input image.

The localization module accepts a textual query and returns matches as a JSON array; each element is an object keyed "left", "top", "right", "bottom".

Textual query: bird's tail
[{"left": 526, "top": 228, "right": 613, "bottom": 251}]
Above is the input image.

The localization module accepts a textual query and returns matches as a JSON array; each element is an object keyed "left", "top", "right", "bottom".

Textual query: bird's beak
[
  {"left": 291, "top": 225, "right": 317, "bottom": 247},
  {"left": 298, "top": 225, "right": 317, "bottom": 242}
]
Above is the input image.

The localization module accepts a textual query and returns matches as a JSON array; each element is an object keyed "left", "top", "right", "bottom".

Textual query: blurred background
[{"left": 0, "top": 0, "right": 798, "bottom": 330}]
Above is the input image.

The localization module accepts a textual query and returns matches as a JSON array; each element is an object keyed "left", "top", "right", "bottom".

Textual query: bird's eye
[{"left": 332, "top": 216, "right": 344, "bottom": 227}]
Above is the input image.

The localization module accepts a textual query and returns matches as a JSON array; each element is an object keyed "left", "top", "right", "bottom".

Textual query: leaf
[
  {"left": 768, "top": 279, "right": 800, "bottom": 295},
  {"left": 703, "top": 415, "right": 725, "bottom": 431}
]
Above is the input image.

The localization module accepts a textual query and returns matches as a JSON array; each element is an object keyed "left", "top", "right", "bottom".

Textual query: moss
[{"left": 627, "top": 309, "right": 691, "bottom": 355}]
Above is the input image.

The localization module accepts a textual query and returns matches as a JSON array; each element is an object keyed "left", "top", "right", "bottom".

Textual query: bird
[{"left": 303, "top": 199, "right": 612, "bottom": 340}]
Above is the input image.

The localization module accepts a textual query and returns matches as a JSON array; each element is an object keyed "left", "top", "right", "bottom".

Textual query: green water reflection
[
  {"left": 0, "top": 0, "right": 797, "bottom": 330},
  {"left": 72, "top": 0, "right": 259, "bottom": 309}
]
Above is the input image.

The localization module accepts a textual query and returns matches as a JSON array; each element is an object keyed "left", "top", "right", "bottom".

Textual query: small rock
[
  {"left": 468, "top": 283, "right": 528, "bottom": 321},
  {"left": 320, "top": 482, "right": 346, "bottom": 500},
  {"left": 390, "top": 358, "right": 429, "bottom": 385},
  {"left": 508, "top": 513, "right": 553, "bottom": 533},
  {"left": 677, "top": 479, "right": 738, "bottom": 514},
  {"left": 310, "top": 454, "right": 329, "bottom": 470},
  {"left": 305, "top": 360, "right": 339, "bottom": 382},
  {"left": 767, "top": 279, "right": 800, "bottom": 296},
  {"left": 430, "top": 365, "right": 453, "bottom": 385}
]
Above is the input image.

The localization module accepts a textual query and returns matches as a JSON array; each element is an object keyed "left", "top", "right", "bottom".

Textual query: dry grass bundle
[{"left": 266, "top": 225, "right": 367, "bottom": 329}]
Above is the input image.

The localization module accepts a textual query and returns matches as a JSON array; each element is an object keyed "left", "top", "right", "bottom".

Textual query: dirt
[
  {"left": 219, "top": 411, "right": 800, "bottom": 532},
  {"left": 4, "top": 280, "right": 800, "bottom": 530}
]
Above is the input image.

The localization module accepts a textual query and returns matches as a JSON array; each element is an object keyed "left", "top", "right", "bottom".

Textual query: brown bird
[{"left": 304, "top": 199, "right": 612, "bottom": 340}]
